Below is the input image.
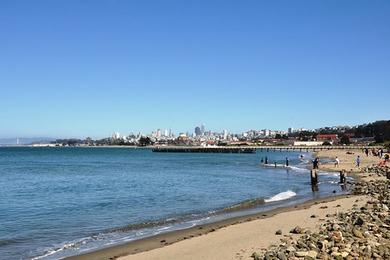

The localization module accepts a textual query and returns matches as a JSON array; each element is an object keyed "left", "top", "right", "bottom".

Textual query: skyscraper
[
  {"left": 195, "top": 127, "right": 201, "bottom": 136},
  {"left": 200, "top": 124, "right": 205, "bottom": 135},
  {"left": 223, "top": 130, "right": 228, "bottom": 140}
]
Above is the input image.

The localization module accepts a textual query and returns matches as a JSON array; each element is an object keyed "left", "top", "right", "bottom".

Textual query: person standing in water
[
  {"left": 265, "top": 156, "right": 268, "bottom": 164},
  {"left": 285, "top": 157, "right": 289, "bottom": 167},
  {"left": 312, "top": 157, "right": 319, "bottom": 169}
]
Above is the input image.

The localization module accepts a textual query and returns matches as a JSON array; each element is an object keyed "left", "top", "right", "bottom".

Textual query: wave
[
  {"left": 264, "top": 190, "right": 297, "bottom": 203},
  {"left": 287, "top": 166, "right": 309, "bottom": 172},
  {"left": 31, "top": 236, "right": 94, "bottom": 260},
  {"left": 262, "top": 163, "right": 308, "bottom": 172},
  {"left": 217, "top": 198, "right": 266, "bottom": 213}
]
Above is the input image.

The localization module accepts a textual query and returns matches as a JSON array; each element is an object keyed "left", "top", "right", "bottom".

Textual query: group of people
[
  {"left": 364, "top": 147, "right": 389, "bottom": 167},
  {"left": 364, "top": 147, "right": 386, "bottom": 158},
  {"left": 260, "top": 156, "right": 290, "bottom": 167}
]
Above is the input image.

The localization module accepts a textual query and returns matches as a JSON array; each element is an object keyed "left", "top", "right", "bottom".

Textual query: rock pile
[
  {"left": 252, "top": 179, "right": 390, "bottom": 260},
  {"left": 364, "top": 165, "right": 390, "bottom": 179}
]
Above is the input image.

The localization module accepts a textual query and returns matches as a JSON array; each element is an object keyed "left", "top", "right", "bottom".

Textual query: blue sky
[{"left": 0, "top": 0, "right": 389, "bottom": 138}]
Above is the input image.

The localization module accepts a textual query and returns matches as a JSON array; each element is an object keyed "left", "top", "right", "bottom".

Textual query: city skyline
[
  {"left": 1, "top": 1, "right": 389, "bottom": 138},
  {"left": 0, "top": 121, "right": 379, "bottom": 141}
]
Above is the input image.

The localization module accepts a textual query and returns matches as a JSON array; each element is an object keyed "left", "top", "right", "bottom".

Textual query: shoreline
[
  {"left": 66, "top": 150, "right": 352, "bottom": 260},
  {"left": 67, "top": 193, "right": 355, "bottom": 260},
  {"left": 66, "top": 148, "right": 383, "bottom": 260}
]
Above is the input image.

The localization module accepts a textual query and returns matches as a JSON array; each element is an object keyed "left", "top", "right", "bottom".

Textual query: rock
[
  {"left": 251, "top": 252, "right": 261, "bottom": 260},
  {"left": 332, "top": 224, "right": 341, "bottom": 231},
  {"left": 277, "top": 251, "right": 287, "bottom": 260},
  {"left": 352, "top": 228, "right": 364, "bottom": 238},
  {"left": 307, "top": 250, "right": 318, "bottom": 258},
  {"left": 275, "top": 229, "right": 282, "bottom": 235},
  {"left": 354, "top": 217, "right": 364, "bottom": 226},
  {"left": 290, "top": 226, "right": 304, "bottom": 234},
  {"left": 295, "top": 251, "right": 308, "bottom": 257},
  {"left": 332, "top": 231, "right": 343, "bottom": 242},
  {"left": 286, "top": 246, "right": 296, "bottom": 253}
]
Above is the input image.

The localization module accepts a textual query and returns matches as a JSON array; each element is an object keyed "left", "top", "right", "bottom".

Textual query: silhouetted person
[
  {"left": 312, "top": 157, "right": 319, "bottom": 169},
  {"left": 311, "top": 169, "right": 318, "bottom": 184},
  {"left": 285, "top": 157, "right": 289, "bottom": 167},
  {"left": 339, "top": 170, "right": 347, "bottom": 184}
]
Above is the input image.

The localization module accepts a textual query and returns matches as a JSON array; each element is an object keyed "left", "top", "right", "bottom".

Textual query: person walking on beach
[
  {"left": 285, "top": 157, "right": 289, "bottom": 167},
  {"left": 365, "top": 148, "right": 369, "bottom": 157},
  {"left": 335, "top": 156, "right": 340, "bottom": 167},
  {"left": 356, "top": 155, "right": 361, "bottom": 168}
]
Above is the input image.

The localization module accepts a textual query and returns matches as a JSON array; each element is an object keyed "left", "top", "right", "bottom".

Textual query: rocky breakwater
[{"left": 251, "top": 179, "right": 390, "bottom": 259}]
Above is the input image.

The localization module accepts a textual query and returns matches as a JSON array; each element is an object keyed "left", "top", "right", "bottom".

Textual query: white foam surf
[{"left": 264, "top": 190, "right": 297, "bottom": 203}]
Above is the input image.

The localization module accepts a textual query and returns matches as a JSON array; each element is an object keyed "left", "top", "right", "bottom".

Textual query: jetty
[{"left": 152, "top": 145, "right": 382, "bottom": 154}]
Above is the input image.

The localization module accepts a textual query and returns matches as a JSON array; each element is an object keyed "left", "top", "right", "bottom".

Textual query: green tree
[{"left": 340, "top": 135, "right": 350, "bottom": 145}]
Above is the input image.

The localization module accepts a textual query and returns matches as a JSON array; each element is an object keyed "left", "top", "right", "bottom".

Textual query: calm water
[{"left": 0, "top": 147, "right": 347, "bottom": 259}]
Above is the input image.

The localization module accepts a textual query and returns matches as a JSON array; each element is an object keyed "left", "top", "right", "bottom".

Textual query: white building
[
  {"left": 112, "top": 132, "right": 121, "bottom": 140},
  {"left": 223, "top": 130, "right": 228, "bottom": 140}
]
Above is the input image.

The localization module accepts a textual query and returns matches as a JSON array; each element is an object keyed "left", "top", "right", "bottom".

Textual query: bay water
[{"left": 0, "top": 147, "right": 347, "bottom": 259}]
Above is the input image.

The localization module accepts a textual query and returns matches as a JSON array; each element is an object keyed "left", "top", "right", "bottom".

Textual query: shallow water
[{"left": 0, "top": 147, "right": 347, "bottom": 259}]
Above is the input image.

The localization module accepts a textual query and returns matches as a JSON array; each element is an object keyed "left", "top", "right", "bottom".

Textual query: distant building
[
  {"left": 112, "top": 132, "right": 121, "bottom": 140},
  {"left": 223, "top": 129, "right": 228, "bottom": 140},
  {"left": 195, "top": 126, "right": 202, "bottom": 136},
  {"left": 294, "top": 141, "right": 324, "bottom": 146},
  {"left": 200, "top": 124, "right": 205, "bottom": 135},
  {"left": 156, "top": 129, "right": 162, "bottom": 138}
]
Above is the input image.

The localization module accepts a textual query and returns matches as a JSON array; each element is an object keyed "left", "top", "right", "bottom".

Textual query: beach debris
[{"left": 275, "top": 229, "right": 282, "bottom": 235}]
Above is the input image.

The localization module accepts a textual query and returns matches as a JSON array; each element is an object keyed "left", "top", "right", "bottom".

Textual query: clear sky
[{"left": 0, "top": 0, "right": 389, "bottom": 138}]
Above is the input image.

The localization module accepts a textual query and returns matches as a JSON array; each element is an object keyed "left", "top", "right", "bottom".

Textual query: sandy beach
[
  {"left": 67, "top": 148, "right": 387, "bottom": 260},
  {"left": 317, "top": 148, "right": 381, "bottom": 173},
  {"left": 119, "top": 196, "right": 369, "bottom": 260},
  {"left": 69, "top": 195, "right": 369, "bottom": 260}
]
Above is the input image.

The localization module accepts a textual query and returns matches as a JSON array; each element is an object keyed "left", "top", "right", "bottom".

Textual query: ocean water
[{"left": 0, "top": 147, "right": 348, "bottom": 259}]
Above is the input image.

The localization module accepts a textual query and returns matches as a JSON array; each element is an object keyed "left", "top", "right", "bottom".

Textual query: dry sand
[{"left": 317, "top": 148, "right": 381, "bottom": 172}]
